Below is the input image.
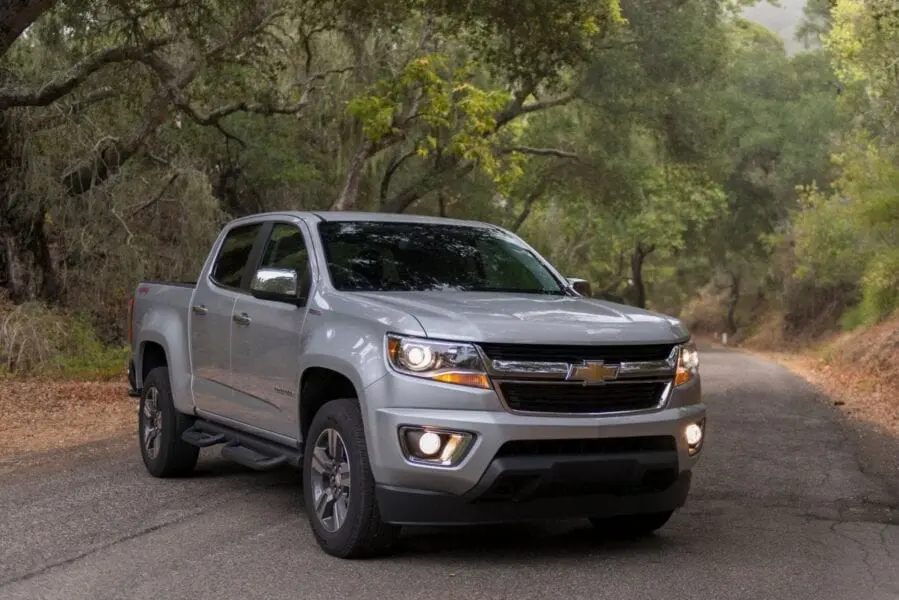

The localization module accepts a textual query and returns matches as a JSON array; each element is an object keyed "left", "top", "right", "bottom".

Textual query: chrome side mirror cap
[
  {"left": 250, "top": 267, "right": 299, "bottom": 301},
  {"left": 567, "top": 277, "right": 592, "bottom": 297}
]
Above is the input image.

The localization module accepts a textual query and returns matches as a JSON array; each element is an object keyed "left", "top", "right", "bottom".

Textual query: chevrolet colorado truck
[{"left": 128, "top": 211, "right": 705, "bottom": 558}]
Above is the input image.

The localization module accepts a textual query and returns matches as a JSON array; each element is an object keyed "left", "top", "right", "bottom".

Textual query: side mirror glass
[
  {"left": 250, "top": 267, "right": 299, "bottom": 302},
  {"left": 567, "top": 277, "right": 592, "bottom": 297}
]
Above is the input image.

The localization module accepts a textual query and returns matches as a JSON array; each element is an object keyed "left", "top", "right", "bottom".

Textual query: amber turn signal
[{"left": 431, "top": 371, "right": 491, "bottom": 389}]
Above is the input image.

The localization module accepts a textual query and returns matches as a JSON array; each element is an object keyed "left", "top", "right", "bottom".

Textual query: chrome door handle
[
  {"left": 191, "top": 304, "right": 208, "bottom": 315},
  {"left": 233, "top": 312, "right": 251, "bottom": 326}
]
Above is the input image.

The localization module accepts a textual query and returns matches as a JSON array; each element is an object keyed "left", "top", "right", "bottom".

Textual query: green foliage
[
  {"left": 2, "top": 0, "right": 899, "bottom": 376},
  {"left": 0, "top": 301, "right": 127, "bottom": 380}
]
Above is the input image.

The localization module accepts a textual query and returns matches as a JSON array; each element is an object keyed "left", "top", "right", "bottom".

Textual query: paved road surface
[{"left": 2, "top": 347, "right": 898, "bottom": 600}]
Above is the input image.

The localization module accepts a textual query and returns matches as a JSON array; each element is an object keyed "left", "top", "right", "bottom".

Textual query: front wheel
[
  {"left": 302, "top": 398, "right": 399, "bottom": 558},
  {"left": 589, "top": 510, "right": 674, "bottom": 539}
]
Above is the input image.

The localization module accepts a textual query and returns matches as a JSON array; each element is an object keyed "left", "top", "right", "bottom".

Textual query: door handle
[
  {"left": 233, "top": 312, "right": 251, "bottom": 326},
  {"left": 191, "top": 304, "right": 208, "bottom": 316}
]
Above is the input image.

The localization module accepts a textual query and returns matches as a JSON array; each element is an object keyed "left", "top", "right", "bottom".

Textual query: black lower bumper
[{"left": 376, "top": 448, "right": 692, "bottom": 526}]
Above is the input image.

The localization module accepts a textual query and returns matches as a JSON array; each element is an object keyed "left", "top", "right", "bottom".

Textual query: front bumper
[{"left": 361, "top": 370, "right": 705, "bottom": 523}]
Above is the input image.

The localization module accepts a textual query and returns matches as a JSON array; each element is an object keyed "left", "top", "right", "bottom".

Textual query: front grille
[
  {"left": 478, "top": 343, "right": 676, "bottom": 363},
  {"left": 499, "top": 381, "right": 667, "bottom": 414}
]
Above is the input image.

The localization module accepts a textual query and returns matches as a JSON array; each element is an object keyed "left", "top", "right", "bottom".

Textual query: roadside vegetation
[{"left": 0, "top": 1, "right": 895, "bottom": 437}]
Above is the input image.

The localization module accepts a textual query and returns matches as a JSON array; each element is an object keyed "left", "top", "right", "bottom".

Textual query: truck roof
[{"left": 230, "top": 210, "right": 499, "bottom": 230}]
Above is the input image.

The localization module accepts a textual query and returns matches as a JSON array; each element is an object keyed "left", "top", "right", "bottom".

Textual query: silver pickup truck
[{"left": 128, "top": 211, "right": 705, "bottom": 558}]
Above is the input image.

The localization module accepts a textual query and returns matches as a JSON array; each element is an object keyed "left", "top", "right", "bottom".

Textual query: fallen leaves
[
  {"left": 0, "top": 380, "right": 134, "bottom": 458},
  {"left": 761, "top": 351, "right": 899, "bottom": 439}
]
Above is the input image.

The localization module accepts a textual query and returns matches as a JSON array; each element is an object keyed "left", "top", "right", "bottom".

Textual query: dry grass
[
  {"left": 747, "top": 315, "right": 899, "bottom": 438},
  {"left": 0, "top": 380, "right": 135, "bottom": 458}
]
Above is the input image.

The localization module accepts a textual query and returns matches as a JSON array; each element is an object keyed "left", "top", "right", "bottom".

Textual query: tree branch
[
  {"left": 502, "top": 146, "right": 580, "bottom": 160},
  {"left": 131, "top": 173, "right": 179, "bottom": 215},
  {"left": 0, "top": 0, "right": 58, "bottom": 59},
  {"left": 379, "top": 148, "right": 417, "bottom": 203},
  {"left": 495, "top": 92, "right": 577, "bottom": 130},
  {"left": 382, "top": 160, "right": 475, "bottom": 213},
  {"left": 0, "top": 36, "right": 174, "bottom": 109},
  {"left": 33, "top": 86, "right": 118, "bottom": 129},
  {"left": 60, "top": 6, "right": 281, "bottom": 196},
  {"left": 173, "top": 66, "right": 352, "bottom": 128}
]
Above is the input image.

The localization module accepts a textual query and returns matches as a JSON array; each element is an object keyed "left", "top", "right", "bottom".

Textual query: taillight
[{"left": 127, "top": 297, "right": 134, "bottom": 344}]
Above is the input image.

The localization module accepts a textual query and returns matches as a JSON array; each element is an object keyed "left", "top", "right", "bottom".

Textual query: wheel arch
[{"left": 299, "top": 366, "right": 361, "bottom": 441}]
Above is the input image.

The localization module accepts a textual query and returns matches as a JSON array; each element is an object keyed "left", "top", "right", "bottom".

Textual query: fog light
[
  {"left": 417, "top": 431, "right": 442, "bottom": 456},
  {"left": 685, "top": 421, "right": 704, "bottom": 456},
  {"left": 685, "top": 423, "right": 702, "bottom": 446},
  {"left": 399, "top": 426, "right": 475, "bottom": 467}
]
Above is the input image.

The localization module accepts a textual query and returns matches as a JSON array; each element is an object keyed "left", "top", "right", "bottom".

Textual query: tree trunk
[
  {"left": 331, "top": 140, "right": 373, "bottom": 211},
  {"left": 0, "top": 110, "right": 59, "bottom": 302},
  {"left": 726, "top": 272, "right": 741, "bottom": 335},
  {"left": 0, "top": 0, "right": 57, "bottom": 59},
  {"left": 629, "top": 243, "right": 655, "bottom": 309},
  {"left": 630, "top": 247, "right": 647, "bottom": 309}
]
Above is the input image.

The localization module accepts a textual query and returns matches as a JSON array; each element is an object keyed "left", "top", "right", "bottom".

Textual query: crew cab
[{"left": 128, "top": 211, "right": 706, "bottom": 558}]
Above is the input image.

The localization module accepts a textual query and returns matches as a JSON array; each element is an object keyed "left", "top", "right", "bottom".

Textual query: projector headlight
[
  {"left": 675, "top": 341, "right": 700, "bottom": 387},
  {"left": 386, "top": 334, "right": 490, "bottom": 389}
]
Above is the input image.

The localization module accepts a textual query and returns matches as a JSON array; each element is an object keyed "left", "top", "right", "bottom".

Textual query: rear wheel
[
  {"left": 589, "top": 510, "right": 674, "bottom": 539},
  {"left": 302, "top": 398, "right": 399, "bottom": 558},
  {"left": 138, "top": 366, "right": 199, "bottom": 478}
]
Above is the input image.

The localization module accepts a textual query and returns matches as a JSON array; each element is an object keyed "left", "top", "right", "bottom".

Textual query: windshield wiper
[{"left": 466, "top": 286, "right": 565, "bottom": 295}]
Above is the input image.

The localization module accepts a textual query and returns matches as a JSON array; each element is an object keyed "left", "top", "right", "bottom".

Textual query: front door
[
  {"left": 189, "top": 222, "right": 264, "bottom": 418},
  {"left": 230, "top": 220, "right": 313, "bottom": 440}
]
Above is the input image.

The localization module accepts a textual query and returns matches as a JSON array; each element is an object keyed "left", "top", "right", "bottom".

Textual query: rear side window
[{"left": 210, "top": 224, "right": 262, "bottom": 288}]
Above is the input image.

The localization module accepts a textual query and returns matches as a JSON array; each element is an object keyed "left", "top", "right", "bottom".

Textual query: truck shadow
[
  {"left": 195, "top": 453, "right": 685, "bottom": 561},
  {"left": 394, "top": 522, "right": 680, "bottom": 561}
]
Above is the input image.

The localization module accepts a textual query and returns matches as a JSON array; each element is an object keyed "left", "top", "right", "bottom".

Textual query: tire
[
  {"left": 589, "top": 510, "right": 674, "bottom": 539},
  {"left": 302, "top": 398, "right": 399, "bottom": 558},
  {"left": 138, "top": 366, "right": 199, "bottom": 478}
]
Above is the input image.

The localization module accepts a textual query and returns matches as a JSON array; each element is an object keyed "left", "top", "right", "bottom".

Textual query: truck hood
[{"left": 353, "top": 291, "right": 689, "bottom": 344}]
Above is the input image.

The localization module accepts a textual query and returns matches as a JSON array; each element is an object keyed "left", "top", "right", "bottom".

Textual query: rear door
[
  {"left": 189, "top": 222, "right": 265, "bottom": 418},
  {"left": 229, "top": 220, "right": 314, "bottom": 440}
]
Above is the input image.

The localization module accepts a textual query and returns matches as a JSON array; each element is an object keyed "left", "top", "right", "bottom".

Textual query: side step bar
[{"left": 181, "top": 420, "right": 303, "bottom": 470}]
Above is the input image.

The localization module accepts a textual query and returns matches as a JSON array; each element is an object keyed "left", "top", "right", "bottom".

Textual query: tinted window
[
  {"left": 317, "top": 221, "right": 564, "bottom": 294},
  {"left": 259, "top": 223, "right": 309, "bottom": 274},
  {"left": 210, "top": 224, "right": 261, "bottom": 288}
]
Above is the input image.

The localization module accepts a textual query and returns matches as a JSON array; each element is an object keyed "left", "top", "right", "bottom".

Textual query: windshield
[{"left": 317, "top": 221, "right": 566, "bottom": 294}]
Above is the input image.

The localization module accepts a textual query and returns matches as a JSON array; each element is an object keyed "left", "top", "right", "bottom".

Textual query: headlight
[
  {"left": 386, "top": 334, "right": 490, "bottom": 389},
  {"left": 675, "top": 341, "right": 700, "bottom": 386}
]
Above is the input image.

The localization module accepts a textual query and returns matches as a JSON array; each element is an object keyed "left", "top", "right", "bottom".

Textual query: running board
[
  {"left": 181, "top": 421, "right": 303, "bottom": 469},
  {"left": 221, "top": 443, "right": 288, "bottom": 470},
  {"left": 181, "top": 429, "right": 226, "bottom": 448}
]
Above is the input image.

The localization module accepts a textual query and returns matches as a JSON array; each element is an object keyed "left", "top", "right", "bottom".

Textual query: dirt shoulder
[
  {"left": 736, "top": 316, "right": 899, "bottom": 440},
  {"left": 0, "top": 380, "right": 134, "bottom": 459}
]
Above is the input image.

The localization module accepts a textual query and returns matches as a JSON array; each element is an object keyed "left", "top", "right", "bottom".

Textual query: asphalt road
[{"left": 2, "top": 346, "right": 898, "bottom": 600}]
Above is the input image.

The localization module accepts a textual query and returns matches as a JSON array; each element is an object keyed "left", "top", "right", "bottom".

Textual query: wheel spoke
[
  {"left": 310, "top": 447, "right": 330, "bottom": 476},
  {"left": 144, "top": 426, "right": 160, "bottom": 456},
  {"left": 311, "top": 427, "right": 352, "bottom": 533},
  {"left": 314, "top": 488, "right": 333, "bottom": 521},
  {"left": 326, "top": 429, "right": 338, "bottom": 459},
  {"left": 338, "top": 462, "right": 350, "bottom": 490},
  {"left": 332, "top": 495, "right": 348, "bottom": 530}
]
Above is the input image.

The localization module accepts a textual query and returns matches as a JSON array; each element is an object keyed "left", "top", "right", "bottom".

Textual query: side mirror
[
  {"left": 567, "top": 277, "right": 592, "bottom": 297},
  {"left": 250, "top": 267, "right": 300, "bottom": 303}
]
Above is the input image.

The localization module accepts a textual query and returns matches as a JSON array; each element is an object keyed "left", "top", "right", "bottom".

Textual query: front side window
[
  {"left": 317, "top": 221, "right": 564, "bottom": 294},
  {"left": 210, "top": 223, "right": 262, "bottom": 288},
  {"left": 259, "top": 223, "right": 309, "bottom": 274}
]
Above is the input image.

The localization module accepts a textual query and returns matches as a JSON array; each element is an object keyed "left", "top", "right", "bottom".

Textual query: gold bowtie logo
[{"left": 567, "top": 361, "right": 619, "bottom": 385}]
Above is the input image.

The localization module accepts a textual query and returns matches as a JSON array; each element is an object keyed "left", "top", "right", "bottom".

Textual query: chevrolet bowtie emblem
[{"left": 567, "top": 360, "right": 619, "bottom": 385}]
